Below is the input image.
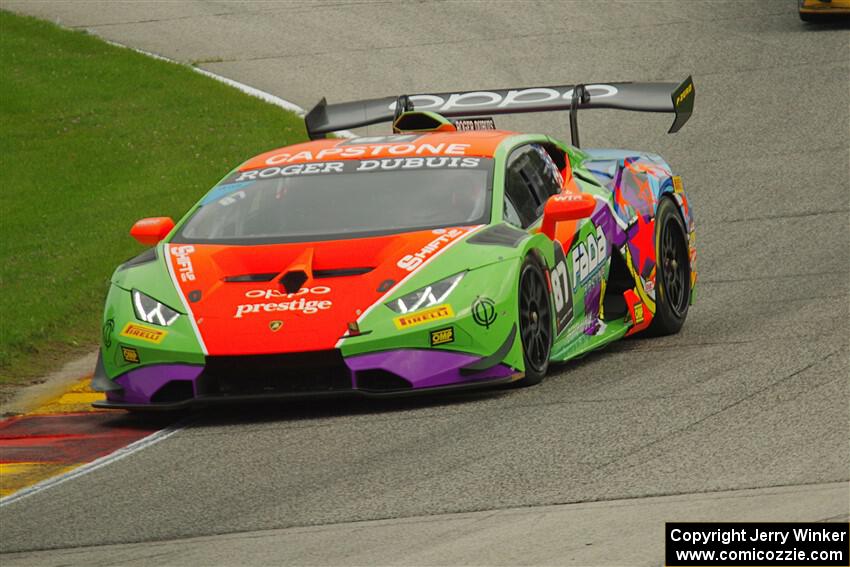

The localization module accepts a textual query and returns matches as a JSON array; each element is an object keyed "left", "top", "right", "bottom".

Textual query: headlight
[
  {"left": 132, "top": 290, "right": 180, "bottom": 326},
  {"left": 386, "top": 272, "right": 465, "bottom": 314}
]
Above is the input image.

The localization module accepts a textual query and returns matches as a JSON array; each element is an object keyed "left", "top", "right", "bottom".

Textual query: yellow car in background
[{"left": 799, "top": 0, "right": 850, "bottom": 21}]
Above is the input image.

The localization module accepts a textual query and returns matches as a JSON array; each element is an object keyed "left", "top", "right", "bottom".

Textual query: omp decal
[
  {"left": 165, "top": 244, "right": 208, "bottom": 355},
  {"left": 120, "top": 323, "right": 167, "bottom": 344},
  {"left": 634, "top": 303, "right": 645, "bottom": 324},
  {"left": 171, "top": 245, "right": 196, "bottom": 283},
  {"left": 471, "top": 297, "right": 497, "bottom": 329},
  {"left": 398, "top": 228, "right": 467, "bottom": 272},
  {"left": 234, "top": 298, "right": 332, "bottom": 318},
  {"left": 393, "top": 304, "right": 454, "bottom": 330},
  {"left": 571, "top": 225, "right": 608, "bottom": 292},
  {"left": 121, "top": 346, "right": 140, "bottom": 364},
  {"left": 430, "top": 327, "right": 455, "bottom": 346},
  {"left": 388, "top": 85, "right": 619, "bottom": 113}
]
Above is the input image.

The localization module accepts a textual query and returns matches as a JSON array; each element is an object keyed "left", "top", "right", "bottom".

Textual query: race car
[
  {"left": 92, "top": 77, "right": 697, "bottom": 410},
  {"left": 799, "top": 0, "right": 850, "bottom": 21}
]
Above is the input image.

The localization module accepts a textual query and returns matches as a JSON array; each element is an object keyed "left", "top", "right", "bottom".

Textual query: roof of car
[{"left": 239, "top": 130, "right": 517, "bottom": 171}]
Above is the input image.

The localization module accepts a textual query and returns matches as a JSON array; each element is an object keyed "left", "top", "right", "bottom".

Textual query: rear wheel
[
  {"left": 647, "top": 198, "right": 691, "bottom": 336},
  {"left": 515, "top": 257, "right": 552, "bottom": 386}
]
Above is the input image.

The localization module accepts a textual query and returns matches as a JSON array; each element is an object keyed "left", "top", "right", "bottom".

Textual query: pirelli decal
[
  {"left": 394, "top": 304, "right": 454, "bottom": 330},
  {"left": 120, "top": 322, "right": 167, "bottom": 344}
]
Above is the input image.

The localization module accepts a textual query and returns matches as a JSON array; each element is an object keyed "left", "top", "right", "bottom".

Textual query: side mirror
[
  {"left": 130, "top": 217, "right": 175, "bottom": 246},
  {"left": 540, "top": 193, "right": 596, "bottom": 239}
]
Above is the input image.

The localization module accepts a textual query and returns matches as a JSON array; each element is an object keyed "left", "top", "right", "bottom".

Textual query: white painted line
[
  {"left": 0, "top": 34, "right": 372, "bottom": 507},
  {"left": 102, "top": 39, "right": 356, "bottom": 138},
  {"left": 0, "top": 36, "right": 365, "bottom": 508},
  {"left": 0, "top": 417, "right": 191, "bottom": 508},
  {"left": 0, "top": 34, "right": 366, "bottom": 507}
]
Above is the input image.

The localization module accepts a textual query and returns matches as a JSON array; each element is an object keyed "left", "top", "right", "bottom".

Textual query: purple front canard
[
  {"left": 346, "top": 349, "right": 515, "bottom": 389},
  {"left": 111, "top": 364, "right": 204, "bottom": 404},
  {"left": 108, "top": 349, "right": 514, "bottom": 405}
]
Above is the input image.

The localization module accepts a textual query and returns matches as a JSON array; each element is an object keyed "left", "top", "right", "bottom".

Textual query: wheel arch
[{"left": 657, "top": 182, "right": 697, "bottom": 304}]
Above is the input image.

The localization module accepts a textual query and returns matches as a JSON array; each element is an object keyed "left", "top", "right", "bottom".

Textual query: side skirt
[{"left": 549, "top": 318, "right": 629, "bottom": 363}]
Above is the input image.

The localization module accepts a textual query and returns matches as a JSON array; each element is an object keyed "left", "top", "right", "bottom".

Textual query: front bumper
[
  {"left": 92, "top": 341, "right": 521, "bottom": 411},
  {"left": 800, "top": 0, "right": 850, "bottom": 14}
]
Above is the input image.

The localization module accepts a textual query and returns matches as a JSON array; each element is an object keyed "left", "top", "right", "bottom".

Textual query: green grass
[{"left": 0, "top": 11, "right": 308, "bottom": 383}]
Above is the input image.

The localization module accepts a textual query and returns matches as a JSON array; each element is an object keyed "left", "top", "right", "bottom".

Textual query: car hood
[{"left": 164, "top": 226, "right": 481, "bottom": 355}]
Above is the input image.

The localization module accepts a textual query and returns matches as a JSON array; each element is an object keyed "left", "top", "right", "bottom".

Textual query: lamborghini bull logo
[{"left": 388, "top": 85, "right": 619, "bottom": 113}]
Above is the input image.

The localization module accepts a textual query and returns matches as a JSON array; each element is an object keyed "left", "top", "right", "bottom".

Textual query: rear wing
[{"left": 305, "top": 76, "right": 695, "bottom": 147}]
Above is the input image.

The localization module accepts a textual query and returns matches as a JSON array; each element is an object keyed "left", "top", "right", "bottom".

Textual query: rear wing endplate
[{"left": 305, "top": 76, "right": 695, "bottom": 146}]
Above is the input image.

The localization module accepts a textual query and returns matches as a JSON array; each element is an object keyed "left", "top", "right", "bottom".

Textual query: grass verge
[{"left": 0, "top": 10, "right": 307, "bottom": 384}]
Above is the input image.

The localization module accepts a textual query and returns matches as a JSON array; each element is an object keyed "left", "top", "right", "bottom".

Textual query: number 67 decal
[{"left": 550, "top": 243, "right": 573, "bottom": 334}]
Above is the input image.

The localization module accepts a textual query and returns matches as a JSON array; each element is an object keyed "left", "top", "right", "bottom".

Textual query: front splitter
[{"left": 92, "top": 373, "right": 522, "bottom": 412}]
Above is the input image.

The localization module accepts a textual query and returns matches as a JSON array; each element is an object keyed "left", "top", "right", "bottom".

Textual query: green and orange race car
[{"left": 93, "top": 78, "right": 697, "bottom": 410}]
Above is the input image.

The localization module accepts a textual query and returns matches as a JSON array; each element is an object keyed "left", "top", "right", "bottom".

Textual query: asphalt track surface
[{"left": 2, "top": 0, "right": 849, "bottom": 563}]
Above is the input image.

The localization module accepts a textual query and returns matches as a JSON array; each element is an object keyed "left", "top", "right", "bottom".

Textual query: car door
[
  {"left": 502, "top": 143, "right": 580, "bottom": 342},
  {"left": 502, "top": 144, "right": 563, "bottom": 229}
]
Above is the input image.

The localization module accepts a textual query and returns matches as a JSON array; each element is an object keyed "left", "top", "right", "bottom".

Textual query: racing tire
[
  {"left": 647, "top": 198, "right": 691, "bottom": 336},
  {"left": 514, "top": 257, "right": 552, "bottom": 386},
  {"left": 799, "top": 12, "right": 826, "bottom": 22}
]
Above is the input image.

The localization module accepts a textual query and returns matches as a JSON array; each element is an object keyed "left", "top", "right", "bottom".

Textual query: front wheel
[
  {"left": 647, "top": 198, "right": 691, "bottom": 336},
  {"left": 515, "top": 257, "right": 552, "bottom": 386}
]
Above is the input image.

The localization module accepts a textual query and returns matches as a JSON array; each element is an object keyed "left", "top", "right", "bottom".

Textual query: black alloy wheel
[
  {"left": 661, "top": 212, "right": 689, "bottom": 318},
  {"left": 647, "top": 198, "right": 691, "bottom": 336},
  {"left": 516, "top": 258, "right": 552, "bottom": 386}
]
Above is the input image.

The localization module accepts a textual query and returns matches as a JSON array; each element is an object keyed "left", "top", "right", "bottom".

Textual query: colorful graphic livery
[{"left": 93, "top": 78, "right": 697, "bottom": 410}]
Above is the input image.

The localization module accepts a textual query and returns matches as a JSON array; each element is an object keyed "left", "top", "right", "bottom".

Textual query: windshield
[{"left": 173, "top": 157, "right": 493, "bottom": 244}]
